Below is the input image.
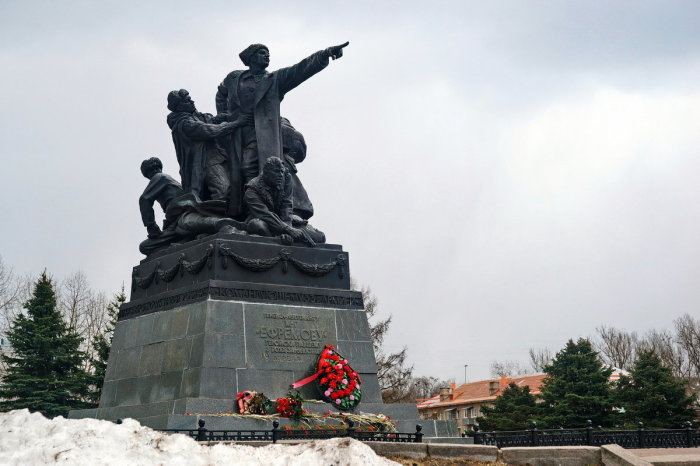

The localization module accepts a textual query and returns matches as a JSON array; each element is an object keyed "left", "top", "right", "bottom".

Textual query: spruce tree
[
  {"left": 539, "top": 338, "right": 614, "bottom": 428},
  {"left": 477, "top": 382, "right": 539, "bottom": 431},
  {"left": 615, "top": 350, "right": 696, "bottom": 428},
  {"left": 0, "top": 272, "right": 92, "bottom": 417},
  {"left": 86, "top": 286, "right": 126, "bottom": 404}
]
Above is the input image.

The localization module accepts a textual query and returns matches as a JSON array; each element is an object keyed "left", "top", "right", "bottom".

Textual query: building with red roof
[{"left": 416, "top": 374, "right": 546, "bottom": 435}]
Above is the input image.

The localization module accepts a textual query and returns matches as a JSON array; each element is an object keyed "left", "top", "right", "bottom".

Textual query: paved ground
[
  {"left": 633, "top": 448, "right": 700, "bottom": 457},
  {"left": 632, "top": 447, "right": 700, "bottom": 464}
]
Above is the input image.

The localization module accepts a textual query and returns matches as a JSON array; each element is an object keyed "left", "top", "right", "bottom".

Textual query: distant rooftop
[
  {"left": 417, "top": 374, "right": 547, "bottom": 410},
  {"left": 417, "top": 369, "right": 628, "bottom": 410}
]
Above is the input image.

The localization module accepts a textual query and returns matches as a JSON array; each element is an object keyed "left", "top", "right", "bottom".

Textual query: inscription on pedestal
[{"left": 245, "top": 305, "right": 337, "bottom": 370}]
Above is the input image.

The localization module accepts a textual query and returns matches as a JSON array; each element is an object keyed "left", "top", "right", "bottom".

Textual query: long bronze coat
[{"left": 215, "top": 50, "right": 330, "bottom": 217}]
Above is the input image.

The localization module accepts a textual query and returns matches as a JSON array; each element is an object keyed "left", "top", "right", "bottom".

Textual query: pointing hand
[{"left": 326, "top": 41, "right": 349, "bottom": 60}]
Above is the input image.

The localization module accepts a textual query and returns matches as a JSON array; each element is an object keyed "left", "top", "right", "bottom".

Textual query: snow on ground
[{"left": 0, "top": 410, "right": 399, "bottom": 466}]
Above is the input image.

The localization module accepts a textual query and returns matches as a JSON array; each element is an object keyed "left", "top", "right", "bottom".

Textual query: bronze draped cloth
[{"left": 215, "top": 50, "right": 330, "bottom": 217}]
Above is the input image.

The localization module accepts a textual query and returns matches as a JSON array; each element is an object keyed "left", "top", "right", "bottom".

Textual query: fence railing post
[
  {"left": 346, "top": 419, "right": 355, "bottom": 439},
  {"left": 637, "top": 422, "right": 645, "bottom": 449},
  {"left": 530, "top": 421, "right": 538, "bottom": 447},
  {"left": 197, "top": 419, "right": 207, "bottom": 442},
  {"left": 473, "top": 424, "right": 482, "bottom": 444},
  {"left": 415, "top": 424, "right": 423, "bottom": 443},
  {"left": 586, "top": 420, "right": 593, "bottom": 445},
  {"left": 272, "top": 420, "right": 279, "bottom": 444}
]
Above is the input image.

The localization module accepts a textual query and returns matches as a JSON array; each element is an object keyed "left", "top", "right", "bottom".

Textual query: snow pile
[{"left": 0, "top": 410, "right": 398, "bottom": 466}]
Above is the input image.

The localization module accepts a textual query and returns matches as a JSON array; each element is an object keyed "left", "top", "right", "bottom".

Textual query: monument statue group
[
  {"left": 139, "top": 41, "right": 349, "bottom": 255},
  {"left": 69, "top": 41, "right": 452, "bottom": 438}
]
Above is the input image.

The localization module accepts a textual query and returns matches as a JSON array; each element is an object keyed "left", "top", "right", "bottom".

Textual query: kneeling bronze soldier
[
  {"left": 138, "top": 157, "right": 244, "bottom": 255},
  {"left": 244, "top": 157, "right": 325, "bottom": 247}
]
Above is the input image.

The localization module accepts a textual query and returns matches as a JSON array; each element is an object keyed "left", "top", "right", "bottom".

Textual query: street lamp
[{"left": 464, "top": 364, "right": 468, "bottom": 384}]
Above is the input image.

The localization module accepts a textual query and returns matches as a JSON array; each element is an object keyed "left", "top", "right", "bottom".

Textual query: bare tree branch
[
  {"left": 490, "top": 360, "right": 529, "bottom": 377},
  {"left": 351, "top": 278, "right": 414, "bottom": 403},
  {"left": 58, "top": 271, "right": 114, "bottom": 372},
  {"left": 59, "top": 271, "right": 92, "bottom": 333},
  {"left": 528, "top": 347, "right": 553, "bottom": 373},
  {"left": 638, "top": 329, "right": 689, "bottom": 378},
  {"left": 407, "top": 376, "right": 453, "bottom": 399},
  {"left": 594, "top": 325, "right": 639, "bottom": 371},
  {"left": 0, "top": 256, "right": 31, "bottom": 334},
  {"left": 674, "top": 314, "right": 700, "bottom": 377}
]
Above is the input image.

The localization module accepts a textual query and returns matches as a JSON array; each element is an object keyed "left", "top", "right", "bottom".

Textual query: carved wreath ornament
[
  {"left": 218, "top": 245, "right": 346, "bottom": 278},
  {"left": 132, "top": 244, "right": 214, "bottom": 290},
  {"left": 132, "top": 243, "right": 346, "bottom": 290}
]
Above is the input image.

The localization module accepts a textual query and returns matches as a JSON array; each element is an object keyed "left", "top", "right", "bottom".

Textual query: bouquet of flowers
[
  {"left": 236, "top": 390, "right": 273, "bottom": 415},
  {"left": 274, "top": 390, "right": 305, "bottom": 420},
  {"left": 316, "top": 345, "right": 362, "bottom": 411}
]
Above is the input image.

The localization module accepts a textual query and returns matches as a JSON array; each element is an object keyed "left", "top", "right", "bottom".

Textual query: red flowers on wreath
[
  {"left": 290, "top": 345, "right": 363, "bottom": 411},
  {"left": 316, "top": 345, "right": 362, "bottom": 411}
]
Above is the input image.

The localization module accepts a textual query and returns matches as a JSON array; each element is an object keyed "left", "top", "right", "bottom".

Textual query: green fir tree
[
  {"left": 539, "top": 338, "right": 614, "bottom": 428},
  {"left": 477, "top": 382, "right": 539, "bottom": 431},
  {"left": 0, "top": 272, "right": 92, "bottom": 417},
  {"left": 615, "top": 350, "right": 697, "bottom": 428},
  {"left": 86, "top": 286, "right": 126, "bottom": 405}
]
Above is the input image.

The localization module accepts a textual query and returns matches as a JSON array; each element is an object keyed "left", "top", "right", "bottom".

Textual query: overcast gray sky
[{"left": 1, "top": 1, "right": 700, "bottom": 382}]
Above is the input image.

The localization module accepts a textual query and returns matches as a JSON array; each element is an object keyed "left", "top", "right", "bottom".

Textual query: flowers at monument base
[
  {"left": 316, "top": 345, "right": 362, "bottom": 410},
  {"left": 292, "top": 344, "right": 362, "bottom": 411},
  {"left": 183, "top": 407, "right": 397, "bottom": 432},
  {"left": 229, "top": 345, "right": 363, "bottom": 421},
  {"left": 274, "top": 390, "right": 306, "bottom": 420},
  {"left": 236, "top": 390, "right": 307, "bottom": 420},
  {"left": 235, "top": 390, "right": 274, "bottom": 414}
]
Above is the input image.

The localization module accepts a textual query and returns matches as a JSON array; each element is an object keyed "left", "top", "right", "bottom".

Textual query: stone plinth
[
  {"left": 70, "top": 234, "right": 433, "bottom": 434},
  {"left": 95, "top": 299, "right": 381, "bottom": 422}
]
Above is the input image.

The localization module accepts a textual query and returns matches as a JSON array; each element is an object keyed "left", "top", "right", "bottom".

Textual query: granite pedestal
[{"left": 70, "top": 233, "right": 435, "bottom": 434}]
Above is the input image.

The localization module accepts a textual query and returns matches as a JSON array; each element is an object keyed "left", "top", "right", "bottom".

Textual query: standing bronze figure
[
  {"left": 166, "top": 89, "right": 251, "bottom": 203},
  {"left": 215, "top": 41, "right": 349, "bottom": 216}
]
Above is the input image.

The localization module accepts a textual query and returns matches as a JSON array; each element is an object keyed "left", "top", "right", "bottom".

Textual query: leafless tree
[
  {"left": 590, "top": 315, "right": 699, "bottom": 379},
  {"left": 528, "top": 347, "right": 553, "bottom": 373},
  {"left": 594, "top": 325, "right": 639, "bottom": 371},
  {"left": 638, "top": 328, "right": 690, "bottom": 378},
  {"left": 406, "top": 376, "right": 454, "bottom": 400},
  {"left": 59, "top": 271, "right": 92, "bottom": 332},
  {"left": 674, "top": 314, "right": 700, "bottom": 377},
  {"left": 0, "top": 256, "right": 32, "bottom": 334},
  {"left": 376, "top": 347, "right": 414, "bottom": 402},
  {"left": 0, "top": 257, "right": 32, "bottom": 375},
  {"left": 351, "top": 279, "right": 414, "bottom": 403},
  {"left": 490, "top": 360, "right": 529, "bottom": 377},
  {"left": 0, "top": 260, "right": 119, "bottom": 378},
  {"left": 58, "top": 271, "right": 111, "bottom": 370}
]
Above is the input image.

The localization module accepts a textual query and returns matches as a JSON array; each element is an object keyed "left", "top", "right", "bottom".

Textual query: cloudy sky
[{"left": 1, "top": 1, "right": 699, "bottom": 382}]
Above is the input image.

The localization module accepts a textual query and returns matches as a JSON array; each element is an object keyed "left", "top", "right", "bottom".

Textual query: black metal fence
[
  {"left": 473, "top": 421, "right": 699, "bottom": 449},
  {"left": 159, "top": 419, "right": 424, "bottom": 444}
]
